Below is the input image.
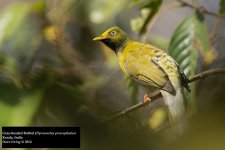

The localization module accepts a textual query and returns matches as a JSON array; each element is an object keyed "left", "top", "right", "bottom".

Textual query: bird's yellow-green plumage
[{"left": 93, "top": 27, "right": 190, "bottom": 133}]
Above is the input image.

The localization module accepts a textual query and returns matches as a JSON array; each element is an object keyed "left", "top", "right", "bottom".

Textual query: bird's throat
[{"left": 101, "top": 38, "right": 127, "bottom": 53}]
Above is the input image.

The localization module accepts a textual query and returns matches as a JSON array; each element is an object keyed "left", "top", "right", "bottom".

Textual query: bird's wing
[
  {"left": 123, "top": 45, "right": 175, "bottom": 93},
  {"left": 176, "top": 63, "right": 190, "bottom": 92}
]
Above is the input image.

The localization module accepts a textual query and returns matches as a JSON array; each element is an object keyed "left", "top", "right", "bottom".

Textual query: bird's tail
[{"left": 160, "top": 86, "right": 187, "bottom": 134}]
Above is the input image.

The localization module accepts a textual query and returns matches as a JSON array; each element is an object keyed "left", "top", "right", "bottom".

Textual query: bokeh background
[{"left": 0, "top": 0, "right": 225, "bottom": 150}]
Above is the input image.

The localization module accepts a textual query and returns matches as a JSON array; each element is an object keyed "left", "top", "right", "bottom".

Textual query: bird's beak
[
  {"left": 93, "top": 32, "right": 108, "bottom": 41},
  {"left": 93, "top": 36, "right": 104, "bottom": 41}
]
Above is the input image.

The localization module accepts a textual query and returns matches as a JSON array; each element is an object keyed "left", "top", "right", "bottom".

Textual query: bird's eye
[{"left": 110, "top": 31, "right": 116, "bottom": 36}]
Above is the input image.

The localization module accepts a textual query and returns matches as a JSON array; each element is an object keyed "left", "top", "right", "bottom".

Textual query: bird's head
[{"left": 93, "top": 27, "right": 129, "bottom": 52}]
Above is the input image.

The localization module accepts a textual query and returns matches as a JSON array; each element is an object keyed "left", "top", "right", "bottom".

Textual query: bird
[{"left": 93, "top": 26, "right": 190, "bottom": 133}]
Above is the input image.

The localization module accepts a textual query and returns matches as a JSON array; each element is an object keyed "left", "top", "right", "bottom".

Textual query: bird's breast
[{"left": 117, "top": 51, "right": 128, "bottom": 75}]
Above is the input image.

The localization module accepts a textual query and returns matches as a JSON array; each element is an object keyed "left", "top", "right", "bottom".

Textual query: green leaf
[
  {"left": 32, "top": 0, "right": 46, "bottom": 13},
  {"left": 140, "top": 0, "right": 162, "bottom": 34},
  {"left": 7, "top": 90, "right": 44, "bottom": 125},
  {"left": 219, "top": 0, "right": 225, "bottom": 15},
  {"left": 0, "top": 56, "right": 22, "bottom": 88},
  {"left": 0, "top": 3, "right": 30, "bottom": 44},
  {"left": 131, "top": 8, "right": 151, "bottom": 33},
  {"left": 131, "top": 0, "right": 162, "bottom": 35},
  {"left": 168, "top": 12, "right": 210, "bottom": 112},
  {"left": 0, "top": 3, "right": 32, "bottom": 87},
  {"left": 0, "top": 86, "right": 44, "bottom": 126},
  {"left": 150, "top": 36, "right": 169, "bottom": 49},
  {"left": 168, "top": 12, "right": 209, "bottom": 76},
  {"left": 0, "top": 85, "right": 44, "bottom": 150},
  {"left": 124, "top": 76, "right": 139, "bottom": 105},
  {"left": 129, "top": 0, "right": 145, "bottom": 7}
]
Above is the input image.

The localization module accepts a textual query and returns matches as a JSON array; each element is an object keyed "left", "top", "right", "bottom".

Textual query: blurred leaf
[
  {"left": 131, "top": 8, "right": 150, "bottom": 33},
  {"left": 203, "top": 48, "right": 217, "bottom": 65},
  {"left": 0, "top": 56, "right": 21, "bottom": 87},
  {"left": 131, "top": 0, "right": 162, "bottom": 34},
  {"left": 150, "top": 36, "right": 169, "bottom": 50},
  {"left": 0, "top": 3, "right": 30, "bottom": 44},
  {"left": 129, "top": 0, "right": 145, "bottom": 6},
  {"left": 219, "top": 0, "right": 225, "bottom": 15},
  {"left": 7, "top": 90, "right": 44, "bottom": 125},
  {"left": 140, "top": 0, "right": 162, "bottom": 34},
  {"left": 148, "top": 108, "right": 167, "bottom": 129},
  {"left": 32, "top": 0, "right": 46, "bottom": 13},
  {"left": 124, "top": 76, "right": 139, "bottom": 105},
  {"left": 168, "top": 12, "right": 210, "bottom": 112},
  {"left": 0, "top": 3, "right": 38, "bottom": 87},
  {"left": 0, "top": 87, "right": 44, "bottom": 126},
  {"left": 168, "top": 12, "right": 209, "bottom": 76},
  {"left": 0, "top": 85, "right": 44, "bottom": 150},
  {"left": 43, "top": 25, "right": 61, "bottom": 45}
]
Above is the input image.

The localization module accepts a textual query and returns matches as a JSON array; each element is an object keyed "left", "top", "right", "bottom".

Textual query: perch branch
[
  {"left": 101, "top": 68, "right": 225, "bottom": 123},
  {"left": 101, "top": 90, "right": 161, "bottom": 123},
  {"left": 188, "top": 68, "right": 225, "bottom": 82}
]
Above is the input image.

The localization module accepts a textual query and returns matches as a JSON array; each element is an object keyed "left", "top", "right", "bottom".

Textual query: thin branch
[
  {"left": 188, "top": 68, "right": 225, "bottom": 82},
  {"left": 143, "top": 0, "right": 225, "bottom": 42},
  {"left": 101, "top": 90, "right": 161, "bottom": 123},
  {"left": 101, "top": 68, "right": 225, "bottom": 123},
  {"left": 177, "top": 0, "right": 225, "bottom": 19}
]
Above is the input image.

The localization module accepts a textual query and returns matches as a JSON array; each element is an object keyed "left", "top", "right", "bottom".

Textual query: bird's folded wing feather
[{"left": 123, "top": 45, "right": 175, "bottom": 93}]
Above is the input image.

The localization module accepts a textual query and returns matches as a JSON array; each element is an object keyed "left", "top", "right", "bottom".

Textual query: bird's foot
[{"left": 144, "top": 93, "right": 151, "bottom": 103}]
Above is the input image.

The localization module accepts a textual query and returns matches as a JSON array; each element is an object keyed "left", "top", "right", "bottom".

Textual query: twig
[
  {"left": 101, "top": 68, "right": 225, "bottom": 123},
  {"left": 188, "top": 68, "right": 225, "bottom": 82},
  {"left": 101, "top": 90, "right": 161, "bottom": 123},
  {"left": 143, "top": 0, "right": 225, "bottom": 42},
  {"left": 177, "top": 0, "right": 225, "bottom": 19}
]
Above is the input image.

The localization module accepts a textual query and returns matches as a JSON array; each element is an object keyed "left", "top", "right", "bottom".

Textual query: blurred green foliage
[
  {"left": 168, "top": 12, "right": 210, "bottom": 113},
  {"left": 0, "top": 0, "right": 225, "bottom": 150},
  {"left": 219, "top": 0, "right": 225, "bottom": 14},
  {"left": 131, "top": 0, "right": 162, "bottom": 34}
]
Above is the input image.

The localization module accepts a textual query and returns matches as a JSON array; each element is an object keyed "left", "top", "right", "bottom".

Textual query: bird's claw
[{"left": 144, "top": 94, "right": 151, "bottom": 103}]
